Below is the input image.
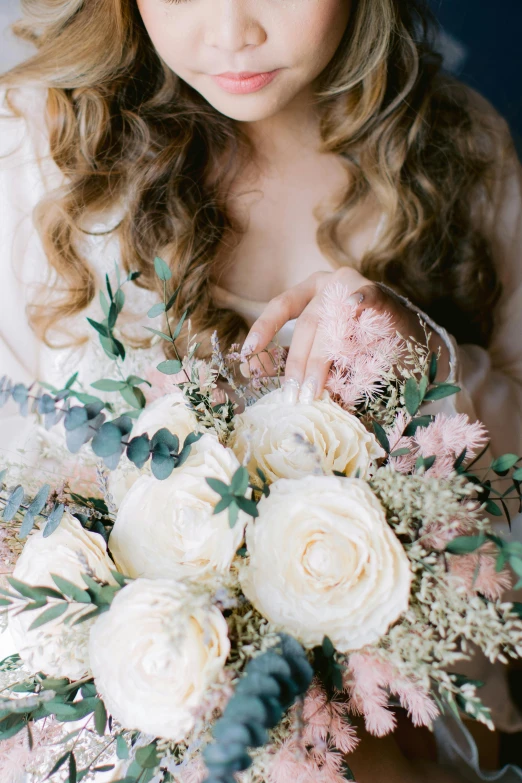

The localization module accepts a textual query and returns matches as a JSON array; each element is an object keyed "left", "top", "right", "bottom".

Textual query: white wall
[{"left": 0, "top": 0, "right": 34, "bottom": 73}]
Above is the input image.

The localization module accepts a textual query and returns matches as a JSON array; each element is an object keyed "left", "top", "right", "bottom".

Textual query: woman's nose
[{"left": 204, "top": 0, "right": 267, "bottom": 52}]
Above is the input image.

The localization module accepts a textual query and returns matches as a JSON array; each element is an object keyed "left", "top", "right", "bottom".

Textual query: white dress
[{"left": 2, "top": 84, "right": 522, "bottom": 781}]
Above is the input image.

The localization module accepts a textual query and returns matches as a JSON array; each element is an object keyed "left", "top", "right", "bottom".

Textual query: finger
[
  {"left": 299, "top": 328, "right": 333, "bottom": 404},
  {"left": 240, "top": 274, "right": 325, "bottom": 359},
  {"left": 282, "top": 300, "right": 322, "bottom": 403},
  {"left": 346, "top": 283, "right": 384, "bottom": 315}
]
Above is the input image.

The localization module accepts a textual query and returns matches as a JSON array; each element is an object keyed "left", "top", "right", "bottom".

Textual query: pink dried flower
[
  {"left": 449, "top": 545, "right": 512, "bottom": 600},
  {"left": 420, "top": 515, "right": 476, "bottom": 550},
  {"left": 386, "top": 411, "right": 418, "bottom": 474},
  {"left": 318, "top": 282, "right": 403, "bottom": 411},
  {"left": 414, "top": 413, "right": 489, "bottom": 475},
  {"left": 344, "top": 653, "right": 438, "bottom": 735},
  {"left": 302, "top": 680, "right": 359, "bottom": 755}
]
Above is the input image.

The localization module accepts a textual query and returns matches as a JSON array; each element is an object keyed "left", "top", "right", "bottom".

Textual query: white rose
[
  {"left": 229, "top": 388, "right": 384, "bottom": 483},
  {"left": 89, "top": 578, "right": 230, "bottom": 740},
  {"left": 109, "top": 433, "right": 249, "bottom": 580},
  {"left": 240, "top": 476, "right": 411, "bottom": 652},
  {"left": 8, "top": 513, "right": 117, "bottom": 679},
  {"left": 108, "top": 391, "right": 199, "bottom": 508}
]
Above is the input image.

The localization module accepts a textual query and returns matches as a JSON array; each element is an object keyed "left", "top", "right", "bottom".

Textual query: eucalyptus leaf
[
  {"left": 3, "top": 485, "right": 24, "bottom": 521},
  {"left": 153, "top": 256, "right": 172, "bottom": 281},
  {"left": 116, "top": 734, "right": 129, "bottom": 759},
  {"left": 150, "top": 451, "right": 175, "bottom": 481},
  {"left": 156, "top": 360, "right": 183, "bottom": 375},
  {"left": 90, "top": 380, "right": 127, "bottom": 392},
  {"left": 64, "top": 407, "right": 88, "bottom": 431},
  {"left": 99, "top": 290, "right": 110, "bottom": 317},
  {"left": 206, "top": 478, "right": 230, "bottom": 498},
  {"left": 43, "top": 504, "right": 66, "bottom": 538},
  {"left": 143, "top": 327, "right": 173, "bottom": 343},
  {"left": 92, "top": 423, "right": 124, "bottom": 458},
  {"left": 87, "top": 318, "right": 110, "bottom": 339},
  {"left": 445, "top": 535, "right": 487, "bottom": 555},
  {"left": 18, "top": 511, "right": 36, "bottom": 540},
  {"left": 94, "top": 699, "right": 107, "bottom": 736},
  {"left": 51, "top": 575, "right": 90, "bottom": 604},
  {"left": 373, "top": 421, "right": 390, "bottom": 453},
  {"left": 172, "top": 309, "right": 188, "bottom": 341},
  {"left": 147, "top": 302, "right": 166, "bottom": 318},
  {"left": 120, "top": 385, "right": 146, "bottom": 410},
  {"left": 127, "top": 435, "right": 151, "bottom": 469}
]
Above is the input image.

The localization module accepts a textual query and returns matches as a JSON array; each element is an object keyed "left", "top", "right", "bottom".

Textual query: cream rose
[
  {"left": 108, "top": 391, "right": 199, "bottom": 508},
  {"left": 109, "top": 433, "right": 249, "bottom": 580},
  {"left": 240, "top": 476, "right": 411, "bottom": 651},
  {"left": 89, "top": 578, "right": 230, "bottom": 740},
  {"left": 229, "top": 388, "right": 384, "bottom": 483},
  {"left": 8, "top": 513, "right": 118, "bottom": 679}
]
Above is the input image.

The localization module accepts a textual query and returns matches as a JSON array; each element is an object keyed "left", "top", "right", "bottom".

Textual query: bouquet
[{"left": 1, "top": 258, "right": 522, "bottom": 783}]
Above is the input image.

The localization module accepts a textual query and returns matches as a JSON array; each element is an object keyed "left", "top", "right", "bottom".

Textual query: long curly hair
[{"left": 1, "top": 0, "right": 508, "bottom": 357}]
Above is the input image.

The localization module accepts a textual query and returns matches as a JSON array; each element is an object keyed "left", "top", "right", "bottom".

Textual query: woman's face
[{"left": 136, "top": 0, "right": 351, "bottom": 123}]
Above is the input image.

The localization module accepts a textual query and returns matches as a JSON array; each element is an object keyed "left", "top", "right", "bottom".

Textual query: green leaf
[
  {"left": 127, "top": 434, "right": 151, "bottom": 469},
  {"left": 445, "top": 535, "right": 487, "bottom": 555},
  {"left": 3, "top": 485, "right": 24, "bottom": 522},
  {"left": 147, "top": 303, "right": 166, "bottom": 318},
  {"left": 231, "top": 466, "right": 249, "bottom": 496},
  {"left": 172, "top": 309, "right": 188, "bottom": 341},
  {"left": 135, "top": 743, "right": 161, "bottom": 769},
  {"left": 43, "top": 503, "right": 66, "bottom": 538},
  {"left": 44, "top": 751, "right": 71, "bottom": 780},
  {"left": 92, "top": 423, "right": 123, "bottom": 458},
  {"left": 154, "top": 256, "right": 172, "bottom": 281},
  {"left": 64, "top": 406, "right": 88, "bottom": 431},
  {"left": 403, "top": 415, "right": 434, "bottom": 437},
  {"left": 99, "top": 290, "right": 110, "bottom": 317},
  {"left": 7, "top": 577, "right": 56, "bottom": 602},
  {"left": 18, "top": 510, "right": 36, "bottom": 543},
  {"left": 143, "top": 327, "right": 173, "bottom": 343},
  {"left": 28, "top": 602, "right": 68, "bottom": 631},
  {"left": 419, "top": 375, "right": 429, "bottom": 401},
  {"left": 390, "top": 447, "right": 410, "bottom": 457},
  {"left": 51, "top": 576, "right": 91, "bottom": 604},
  {"left": 150, "top": 451, "right": 175, "bottom": 481},
  {"left": 99, "top": 336, "right": 120, "bottom": 361},
  {"left": 428, "top": 353, "right": 438, "bottom": 384},
  {"left": 69, "top": 752, "right": 77, "bottom": 783},
  {"left": 27, "top": 484, "right": 51, "bottom": 517},
  {"left": 165, "top": 285, "right": 181, "bottom": 312},
  {"left": 94, "top": 699, "right": 107, "bottom": 736},
  {"left": 120, "top": 385, "right": 146, "bottom": 410},
  {"left": 485, "top": 499, "right": 503, "bottom": 517},
  {"left": 491, "top": 454, "right": 519, "bottom": 475},
  {"left": 372, "top": 422, "right": 390, "bottom": 453},
  {"left": 156, "top": 360, "right": 183, "bottom": 375},
  {"left": 513, "top": 468, "right": 522, "bottom": 481},
  {"left": 228, "top": 502, "right": 239, "bottom": 529},
  {"left": 214, "top": 496, "right": 232, "bottom": 515},
  {"left": 90, "top": 380, "right": 127, "bottom": 392},
  {"left": 86, "top": 318, "right": 110, "bottom": 339},
  {"left": 105, "top": 274, "right": 114, "bottom": 302},
  {"left": 108, "top": 303, "right": 118, "bottom": 330},
  {"left": 423, "top": 384, "right": 461, "bottom": 402},
  {"left": 116, "top": 734, "right": 129, "bottom": 760},
  {"left": 206, "top": 478, "right": 230, "bottom": 498},
  {"left": 404, "top": 378, "right": 421, "bottom": 416},
  {"left": 235, "top": 496, "right": 259, "bottom": 517},
  {"left": 322, "top": 636, "right": 335, "bottom": 657}
]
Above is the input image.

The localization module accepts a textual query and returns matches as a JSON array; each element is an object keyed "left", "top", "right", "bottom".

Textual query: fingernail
[
  {"left": 347, "top": 292, "right": 365, "bottom": 307},
  {"left": 241, "top": 332, "right": 260, "bottom": 357},
  {"left": 282, "top": 378, "right": 300, "bottom": 405},
  {"left": 299, "top": 377, "right": 317, "bottom": 405},
  {"left": 239, "top": 362, "right": 251, "bottom": 378}
]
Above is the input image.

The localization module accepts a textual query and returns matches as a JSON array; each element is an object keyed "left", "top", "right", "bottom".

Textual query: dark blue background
[{"left": 430, "top": 0, "right": 522, "bottom": 154}]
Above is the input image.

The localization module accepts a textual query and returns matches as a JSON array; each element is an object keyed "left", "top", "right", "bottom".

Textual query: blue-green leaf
[
  {"left": 147, "top": 302, "right": 166, "bottom": 318},
  {"left": 156, "top": 360, "right": 183, "bottom": 375},
  {"left": 28, "top": 602, "right": 68, "bottom": 631},
  {"left": 43, "top": 504, "right": 65, "bottom": 538},
  {"left": 153, "top": 256, "right": 172, "bottom": 281},
  {"left": 3, "top": 485, "right": 24, "bottom": 522}
]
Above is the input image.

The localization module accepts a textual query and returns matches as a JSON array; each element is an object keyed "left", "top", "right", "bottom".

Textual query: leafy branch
[{"left": 206, "top": 467, "right": 259, "bottom": 528}]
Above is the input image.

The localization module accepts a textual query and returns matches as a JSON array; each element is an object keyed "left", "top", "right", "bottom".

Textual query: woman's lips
[{"left": 211, "top": 70, "right": 281, "bottom": 94}]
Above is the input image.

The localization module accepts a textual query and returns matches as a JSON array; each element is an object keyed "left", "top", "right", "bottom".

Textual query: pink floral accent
[
  {"left": 449, "top": 544, "right": 512, "bottom": 600},
  {"left": 414, "top": 413, "right": 489, "bottom": 478},
  {"left": 386, "top": 411, "right": 418, "bottom": 474},
  {"left": 0, "top": 718, "right": 62, "bottom": 783},
  {"left": 268, "top": 738, "right": 349, "bottom": 783},
  {"left": 318, "top": 282, "right": 403, "bottom": 411},
  {"left": 344, "top": 653, "right": 438, "bottom": 735},
  {"left": 302, "top": 680, "right": 359, "bottom": 755}
]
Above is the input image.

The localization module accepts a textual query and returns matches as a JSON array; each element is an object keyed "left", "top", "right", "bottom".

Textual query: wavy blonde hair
[{"left": 1, "top": 0, "right": 506, "bottom": 358}]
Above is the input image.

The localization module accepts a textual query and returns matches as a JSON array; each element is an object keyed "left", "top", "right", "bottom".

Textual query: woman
[{"left": 0, "top": 0, "right": 521, "bottom": 780}]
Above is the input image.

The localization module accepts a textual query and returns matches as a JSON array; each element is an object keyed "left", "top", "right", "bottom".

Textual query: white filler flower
[
  {"left": 108, "top": 391, "right": 199, "bottom": 508},
  {"left": 229, "top": 388, "right": 384, "bottom": 483},
  {"left": 109, "top": 433, "right": 248, "bottom": 580},
  {"left": 89, "top": 578, "right": 230, "bottom": 740},
  {"left": 8, "top": 513, "right": 117, "bottom": 679},
  {"left": 240, "top": 476, "right": 412, "bottom": 652}
]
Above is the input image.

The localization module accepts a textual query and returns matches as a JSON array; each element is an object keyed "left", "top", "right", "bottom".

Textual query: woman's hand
[{"left": 239, "top": 268, "right": 450, "bottom": 404}]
